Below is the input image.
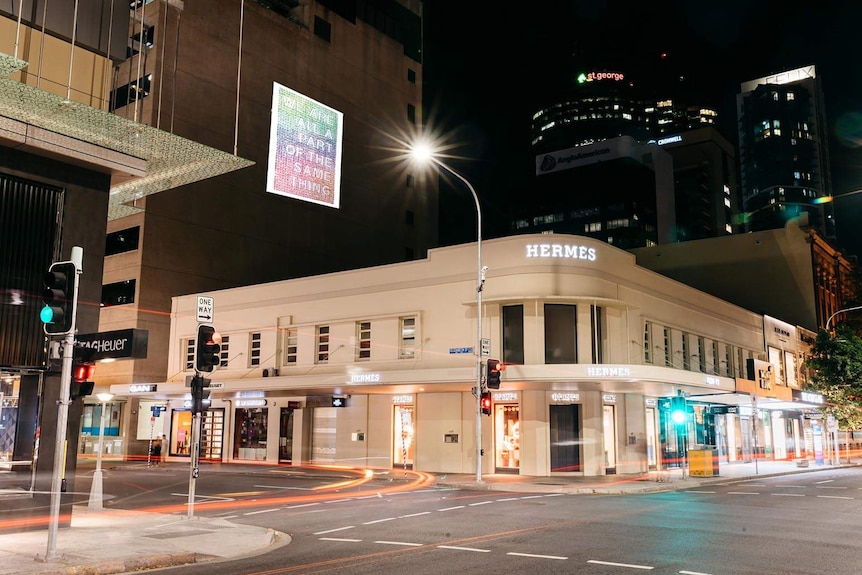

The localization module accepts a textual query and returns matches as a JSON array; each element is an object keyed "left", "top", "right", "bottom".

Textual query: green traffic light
[
  {"left": 671, "top": 410, "right": 686, "bottom": 425},
  {"left": 40, "top": 305, "right": 54, "bottom": 324}
]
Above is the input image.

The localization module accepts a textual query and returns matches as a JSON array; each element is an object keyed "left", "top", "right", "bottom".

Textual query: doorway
[{"left": 550, "top": 404, "right": 581, "bottom": 472}]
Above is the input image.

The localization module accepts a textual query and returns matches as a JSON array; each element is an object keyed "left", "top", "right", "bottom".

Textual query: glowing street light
[
  {"left": 88, "top": 392, "right": 114, "bottom": 510},
  {"left": 410, "top": 141, "right": 487, "bottom": 482},
  {"left": 826, "top": 305, "right": 862, "bottom": 331}
]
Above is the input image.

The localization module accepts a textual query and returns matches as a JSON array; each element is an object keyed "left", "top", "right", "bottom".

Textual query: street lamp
[
  {"left": 411, "top": 141, "right": 486, "bottom": 482},
  {"left": 825, "top": 305, "right": 862, "bottom": 330},
  {"left": 88, "top": 392, "right": 113, "bottom": 510}
]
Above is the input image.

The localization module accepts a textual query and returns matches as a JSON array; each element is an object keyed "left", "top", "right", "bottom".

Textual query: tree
[{"left": 804, "top": 325, "right": 862, "bottom": 429}]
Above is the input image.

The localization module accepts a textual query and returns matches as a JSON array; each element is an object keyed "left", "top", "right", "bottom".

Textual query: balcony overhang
[{"left": 0, "top": 52, "right": 253, "bottom": 220}]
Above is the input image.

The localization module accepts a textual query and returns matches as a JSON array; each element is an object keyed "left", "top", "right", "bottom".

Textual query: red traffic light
[
  {"left": 486, "top": 359, "right": 504, "bottom": 389},
  {"left": 73, "top": 363, "right": 95, "bottom": 382},
  {"left": 481, "top": 391, "right": 492, "bottom": 415}
]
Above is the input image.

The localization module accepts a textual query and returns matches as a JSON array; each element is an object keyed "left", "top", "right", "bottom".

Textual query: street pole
[
  {"left": 88, "top": 393, "right": 113, "bottom": 510},
  {"left": 45, "top": 246, "right": 83, "bottom": 560},
  {"left": 825, "top": 305, "right": 862, "bottom": 330}
]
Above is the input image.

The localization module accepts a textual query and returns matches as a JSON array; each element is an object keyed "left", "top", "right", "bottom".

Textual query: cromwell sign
[{"left": 76, "top": 328, "right": 148, "bottom": 361}]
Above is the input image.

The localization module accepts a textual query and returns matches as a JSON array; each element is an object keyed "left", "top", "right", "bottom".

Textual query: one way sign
[{"left": 197, "top": 296, "right": 214, "bottom": 323}]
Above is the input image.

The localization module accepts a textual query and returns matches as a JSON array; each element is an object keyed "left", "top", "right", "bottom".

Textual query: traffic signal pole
[{"left": 45, "top": 246, "right": 82, "bottom": 561}]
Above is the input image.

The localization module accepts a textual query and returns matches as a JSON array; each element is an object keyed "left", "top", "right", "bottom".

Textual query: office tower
[{"left": 736, "top": 65, "right": 834, "bottom": 237}]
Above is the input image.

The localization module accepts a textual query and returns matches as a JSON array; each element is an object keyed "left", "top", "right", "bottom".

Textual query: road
[{"left": 86, "top": 463, "right": 862, "bottom": 574}]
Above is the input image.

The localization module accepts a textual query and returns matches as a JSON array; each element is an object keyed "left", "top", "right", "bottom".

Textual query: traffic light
[
  {"left": 481, "top": 391, "right": 492, "bottom": 416},
  {"left": 40, "top": 262, "right": 77, "bottom": 335},
  {"left": 191, "top": 375, "right": 211, "bottom": 414},
  {"left": 670, "top": 395, "right": 687, "bottom": 426},
  {"left": 486, "top": 359, "right": 504, "bottom": 389},
  {"left": 70, "top": 360, "right": 95, "bottom": 399},
  {"left": 195, "top": 324, "right": 221, "bottom": 372}
]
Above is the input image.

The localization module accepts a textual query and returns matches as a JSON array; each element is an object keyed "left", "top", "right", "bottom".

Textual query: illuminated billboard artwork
[{"left": 266, "top": 82, "right": 344, "bottom": 208}]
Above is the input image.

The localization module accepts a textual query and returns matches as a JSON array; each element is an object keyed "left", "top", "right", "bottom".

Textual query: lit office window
[
  {"left": 356, "top": 321, "right": 371, "bottom": 361},
  {"left": 249, "top": 332, "right": 262, "bottom": 367},
  {"left": 400, "top": 317, "right": 416, "bottom": 359},
  {"left": 316, "top": 326, "right": 330, "bottom": 364},
  {"left": 283, "top": 328, "right": 298, "bottom": 365}
]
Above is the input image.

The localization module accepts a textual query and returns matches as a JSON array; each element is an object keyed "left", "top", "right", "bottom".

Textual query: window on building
[
  {"left": 249, "top": 332, "right": 262, "bottom": 367},
  {"left": 283, "top": 328, "right": 298, "bottom": 365},
  {"left": 643, "top": 321, "right": 652, "bottom": 363},
  {"left": 400, "top": 316, "right": 416, "bottom": 359},
  {"left": 105, "top": 226, "right": 140, "bottom": 256},
  {"left": 110, "top": 74, "right": 152, "bottom": 110},
  {"left": 663, "top": 327, "right": 672, "bottom": 367},
  {"left": 184, "top": 337, "right": 195, "bottom": 371},
  {"left": 725, "top": 344, "right": 734, "bottom": 377},
  {"left": 697, "top": 337, "right": 707, "bottom": 372},
  {"left": 407, "top": 103, "right": 416, "bottom": 124},
  {"left": 407, "top": 68, "right": 416, "bottom": 83},
  {"left": 591, "top": 305, "right": 603, "bottom": 363},
  {"left": 681, "top": 332, "right": 690, "bottom": 370},
  {"left": 314, "top": 16, "right": 331, "bottom": 41},
  {"left": 712, "top": 340, "right": 720, "bottom": 375},
  {"left": 545, "top": 304, "right": 576, "bottom": 364},
  {"left": 101, "top": 279, "right": 136, "bottom": 307},
  {"left": 356, "top": 321, "right": 371, "bottom": 361},
  {"left": 503, "top": 305, "right": 525, "bottom": 365},
  {"left": 316, "top": 326, "right": 330, "bottom": 364},
  {"left": 219, "top": 335, "right": 230, "bottom": 367}
]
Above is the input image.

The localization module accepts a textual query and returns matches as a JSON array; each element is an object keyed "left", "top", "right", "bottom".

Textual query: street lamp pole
[
  {"left": 88, "top": 392, "right": 113, "bottom": 510},
  {"left": 412, "top": 146, "right": 485, "bottom": 482},
  {"left": 825, "top": 305, "right": 862, "bottom": 330}
]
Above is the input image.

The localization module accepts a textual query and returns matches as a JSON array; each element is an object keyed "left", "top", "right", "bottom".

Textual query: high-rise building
[
  {"left": 736, "top": 65, "right": 835, "bottom": 237},
  {"left": 515, "top": 66, "right": 735, "bottom": 248},
  {"left": 97, "top": 0, "right": 435, "bottom": 395}
]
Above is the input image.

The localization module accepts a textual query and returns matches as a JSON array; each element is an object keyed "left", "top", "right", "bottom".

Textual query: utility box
[{"left": 689, "top": 447, "right": 719, "bottom": 477}]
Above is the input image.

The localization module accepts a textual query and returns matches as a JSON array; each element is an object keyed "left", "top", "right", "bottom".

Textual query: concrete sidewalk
[{"left": 0, "top": 459, "right": 854, "bottom": 575}]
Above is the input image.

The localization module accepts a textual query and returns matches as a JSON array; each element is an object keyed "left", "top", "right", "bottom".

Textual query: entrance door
[
  {"left": 550, "top": 404, "right": 581, "bottom": 472},
  {"left": 393, "top": 404, "right": 415, "bottom": 469},
  {"left": 645, "top": 407, "right": 658, "bottom": 470},
  {"left": 603, "top": 404, "right": 617, "bottom": 474},
  {"left": 279, "top": 407, "right": 294, "bottom": 463}
]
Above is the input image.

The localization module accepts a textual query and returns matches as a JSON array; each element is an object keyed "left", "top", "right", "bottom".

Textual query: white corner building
[{"left": 114, "top": 234, "right": 825, "bottom": 476}]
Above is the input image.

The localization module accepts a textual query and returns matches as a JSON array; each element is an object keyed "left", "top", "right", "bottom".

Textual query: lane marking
[
  {"left": 376, "top": 541, "right": 423, "bottom": 546},
  {"left": 286, "top": 503, "right": 320, "bottom": 509},
  {"left": 815, "top": 479, "right": 834, "bottom": 484},
  {"left": 363, "top": 517, "right": 397, "bottom": 525},
  {"left": 680, "top": 570, "right": 714, "bottom": 575},
  {"left": 468, "top": 501, "right": 493, "bottom": 506},
  {"left": 519, "top": 495, "right": 544, "bottom": 499},
  {"left": 587, "top": 559, "right": 653, "bottom": 570},
  {"left": 816, "top": 485, "right": 847, "bottom": 489},
  {"left": 817, "top": 495, "right": 853, "bottom": 500},
  {"left": 438, "top": 545, "right": 491, "bottom": 553},
  {"left": 254, "top": 484, "right": 312, "bottom": 490},
  {"left": 496, "top": 498, "right": 520, "bottom": 502},
  {"left": 438, "top": 506, "right": 465, "bottom": 511},
  {"left": 685, "top": 490, "right": 716, "bottom": 494},
  {"left": 325, "top": 498, "right": 354, "bottom": 503},
  {"left": 320, "top": 537, "right": 361, "bottom": 542},
  {"left": 399, "top": 512, "right": 431, "bottom": 518},
  {"left": 771, "top": 493, "right": 804, "bottom": 497},
  {"left": 508, "top": 552, "right": 568, "bottom": 560},
  {"left": 313, "top": 526, "right": 355, "bottom": 535},
  {"left": 544, "top": 493, "right": 565, "bottom": 497},
  {"left": 244, "top": 507, "right": 280, "bottom": 515},
  {"left": 727, "top": 491, "right": 759, "bottom": 495}
]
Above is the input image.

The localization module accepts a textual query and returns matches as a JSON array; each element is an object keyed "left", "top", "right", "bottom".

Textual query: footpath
[{"left": 0, "top": 459, "right": 853, "bottom": 575}]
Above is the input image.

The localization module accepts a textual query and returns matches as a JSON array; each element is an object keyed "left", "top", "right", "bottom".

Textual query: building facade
[
  {"left": 736, "top": 65, "right": 835, "bottom": 237},
  {"left": 108, "top": 235, "right": 826, "bottom": 477}
]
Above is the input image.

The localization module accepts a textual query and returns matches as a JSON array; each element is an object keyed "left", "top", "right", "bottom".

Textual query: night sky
[{"left": 422, "top": 1, "right": 862, "bottom": 257}]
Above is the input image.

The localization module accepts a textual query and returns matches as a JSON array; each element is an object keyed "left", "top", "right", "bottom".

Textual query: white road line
[
  {"left": 587, "top": 559, "right": 654, "bottom": 570},
  {"left": 815, "top": 479, "right": 834, "bottom": 484},
  {"left": 254, "top": 484, "right": 312, "bottom": 490},
  {"left": 313, "top": 526, "right": 356, "bottom": 535},
  {"left": 496, "top": 498, "right": 520, "bottom": 502},
  {"left": 438, "top": 506, "right": 465, "bottom": 511},
  {"left": 286, "top": 503, "right": 320, "bottom": 509},
  {"left": 727, "top": 491, "right": 759, "bottom": 495},
  {"left": 771, "top": 493, "right": 805, "bottom": 497},
  {"left": 326, "top": 498, "right": 355, "bottom": 503},
  {"left": 363, "top": 517, "right": 397, "bottom": 525},
  {"left": 508, "top": 552, "right": 568, "bottom": 560},
  {"left": 468, "top": 501, "right": 493, "bottom": 506},
  {"left": 244, "top": 508, "right": 280, "bottom": 515},
  {"left": 437, "top": 545, "right": 491, "bottom": 553},
  {"left": 399, "top": 512, "right": 431, "bottom": 518},
  {"left": 544, "top": 493, "right": 565, "bottom": 497},
  {"left": 375, "top": 541, "right": 423, "bottom": 546},
  {"left": 816, "top": 485, "right": 847, "bottom": 489},
  {"left": 519, "top": 495, "right": 544, "bottom": 499},
  {"left": 817, "top": 495, "right": 853, "bottom": 500},
  {"left": 219, "top": 515, "right": 240, "bottom": 519},
  {"left": 680, "top": 570, "right": 714, "bottom": 575},
  {"left": 319, "top": 537, "right": 362, "bottom": 542},
  {"left": 685, "top": 490, "right": 716, "bottom": 494}
]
